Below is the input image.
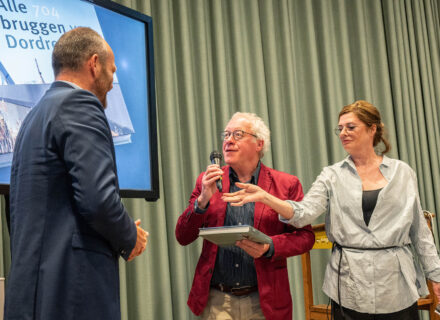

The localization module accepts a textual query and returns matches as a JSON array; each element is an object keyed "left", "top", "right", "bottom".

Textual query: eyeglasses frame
[{"left": 221, "top": 129, "right": 258, "bottom": 141}]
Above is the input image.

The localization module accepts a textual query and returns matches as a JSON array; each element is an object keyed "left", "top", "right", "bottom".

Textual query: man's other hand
[
  {"left": 236, "top": 239, "right": 270, "bottom": 259},
  {"left": 127, "top": 219, "right": 148, "bottom": 261}
]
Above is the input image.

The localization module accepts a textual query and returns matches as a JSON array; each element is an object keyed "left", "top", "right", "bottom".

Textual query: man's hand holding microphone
[{"left": 197, "top": 151, "right": 224, "bottom": 210}]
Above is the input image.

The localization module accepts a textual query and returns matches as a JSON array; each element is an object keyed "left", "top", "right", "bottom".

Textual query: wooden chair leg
[
  {"left": 427, "top": 280, "right": 440, "bottom": 320},
  {"left": 302, "top": 252, "right": 313, "bottom": 320}
]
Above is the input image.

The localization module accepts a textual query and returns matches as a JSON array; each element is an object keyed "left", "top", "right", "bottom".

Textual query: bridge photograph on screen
[{"left": 0, "top": 0, "right": 159, "bottom": 199}]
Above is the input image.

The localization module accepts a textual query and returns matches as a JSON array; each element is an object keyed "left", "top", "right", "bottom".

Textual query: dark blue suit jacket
[{"left": 5, "top": 81, "right": 137, "bottom": 320}]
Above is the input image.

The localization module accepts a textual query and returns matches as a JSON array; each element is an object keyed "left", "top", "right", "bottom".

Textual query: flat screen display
[{"left": 0, "top": 0, "right": 159, "bottom": 200}]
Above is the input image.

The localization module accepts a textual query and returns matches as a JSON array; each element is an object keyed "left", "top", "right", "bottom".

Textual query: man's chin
[
  {"left": 100, "top": 96, "right": 108, "bottom": 109},
  {"left": 224, "top": 157, "right": 235, "bottom": 166}
]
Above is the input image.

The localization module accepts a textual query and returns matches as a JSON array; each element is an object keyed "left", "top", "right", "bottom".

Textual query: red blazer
[{"left": 176, "top": 163, "right": 315, "bottom": 320}]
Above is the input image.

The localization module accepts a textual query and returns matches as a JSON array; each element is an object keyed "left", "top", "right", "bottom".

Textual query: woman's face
[{"left": 337, "top": 112, "right": 376, "bottom": 155}]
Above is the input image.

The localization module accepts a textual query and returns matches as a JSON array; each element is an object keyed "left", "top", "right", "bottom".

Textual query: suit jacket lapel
[{"left": 254, "top": 163, "right": 272, "bottom": 229}]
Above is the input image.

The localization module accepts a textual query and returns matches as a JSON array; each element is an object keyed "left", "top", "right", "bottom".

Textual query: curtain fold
[
  {"left": 382, "top": 0, "right": 440, "bottom": 222},
  {"left": 1, "top": 0, "right": 439, "bottom": 319}
]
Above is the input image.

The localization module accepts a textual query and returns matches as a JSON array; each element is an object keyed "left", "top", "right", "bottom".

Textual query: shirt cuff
[
  {"left": 194, "top": 198, "right": 209, "bottom": 214},
  {"left": 263, "top": 240, "right": 274, "bottom": 258},
  {"left": 279, "top": 200, "right": 303, "bottom": 227},
  {"left": 427, "top": 268, "right": 440, "bottom": 283}
]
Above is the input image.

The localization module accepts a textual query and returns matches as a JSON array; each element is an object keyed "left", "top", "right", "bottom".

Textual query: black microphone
[{"left": 209, "top": 151, "right": 223, "bottom": 192}]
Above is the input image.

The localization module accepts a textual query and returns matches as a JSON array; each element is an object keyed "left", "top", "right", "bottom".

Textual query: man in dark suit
[
  {"left": 4, "top": 27, "right": 148, "bottom": 320},
  {"left": 175, "top": 112, "right": 315, "bottom": 320}
]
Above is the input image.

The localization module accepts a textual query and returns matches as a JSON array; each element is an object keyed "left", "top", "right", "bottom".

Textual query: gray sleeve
[
  {"left": 280, "top": 168, "right": 330, "bottom": 228},
  {"left": 409, "top": 171, "right": 440, "bottom": 281}
]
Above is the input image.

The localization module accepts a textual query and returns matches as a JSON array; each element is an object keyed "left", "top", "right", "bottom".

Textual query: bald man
[{"left": 5, "top": 27, "right": 147, "bottom": 320}]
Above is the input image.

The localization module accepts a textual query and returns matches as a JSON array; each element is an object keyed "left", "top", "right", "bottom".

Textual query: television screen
[{"left": 0, "top": 0, "right": 159, "bottom": 200}]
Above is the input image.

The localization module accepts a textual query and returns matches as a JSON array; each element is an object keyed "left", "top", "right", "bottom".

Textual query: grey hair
[
  {"left": 52, "top": 27, "right": 107, "bottom": 77},
  {"left": 229, "top": 112, "right": 271, "bottom": 158}
]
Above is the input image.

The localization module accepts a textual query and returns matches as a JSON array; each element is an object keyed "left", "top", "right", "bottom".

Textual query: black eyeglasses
[
  {"left": 334, "top": 125, "right": 363, "bottom": 136},
  {"left": 221, "top": 130, "right": 258, "bottom": 141}
]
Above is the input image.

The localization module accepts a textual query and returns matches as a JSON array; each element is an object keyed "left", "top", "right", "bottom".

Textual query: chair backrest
[
  {"left": 419, "top": 211, "right": 439, "bottom": 320},
  {"left": 424, "top": 210, "right": 436, "bottom": 239}
]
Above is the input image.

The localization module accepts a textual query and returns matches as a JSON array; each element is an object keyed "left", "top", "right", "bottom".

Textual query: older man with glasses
[{"left": 175, "top": 112, "right": 315, "bottom": 320}]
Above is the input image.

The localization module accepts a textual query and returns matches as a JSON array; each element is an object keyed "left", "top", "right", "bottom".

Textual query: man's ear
[
  {"left": 256, "top": 139, "right": 264, "bottom": 152},
  {"left": 88, "top": 54, "right": 99, "bottom": 78}
]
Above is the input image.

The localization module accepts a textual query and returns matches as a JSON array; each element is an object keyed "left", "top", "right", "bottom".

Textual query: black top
[{"left": 362, "top": 188, "right": 382, "bottom": 226}]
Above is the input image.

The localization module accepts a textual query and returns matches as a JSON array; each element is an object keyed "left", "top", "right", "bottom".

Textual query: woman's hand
[
  {"left": 222, "top": 182, "right": 294, "bottom": 219},
  {"left": 221, "top": 182, "right": 267, "bottom": 206}
]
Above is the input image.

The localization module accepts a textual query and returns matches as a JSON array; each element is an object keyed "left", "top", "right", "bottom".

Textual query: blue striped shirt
[{"left": 210, "top": 162, "right": 261, "bottom": 287}]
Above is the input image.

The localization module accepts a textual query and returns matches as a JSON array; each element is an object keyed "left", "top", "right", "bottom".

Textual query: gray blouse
[{"left": 282, "top": 155, "right": 440, "bottom": 313}]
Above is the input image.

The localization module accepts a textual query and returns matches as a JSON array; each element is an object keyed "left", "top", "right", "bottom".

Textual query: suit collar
[
  {"left": 50, "top": 80, "right": 78, "bottom": 90},
  {"left": 222, "top": 161, "right": 268, "bottom": 191},
  {"left": 221, "top": 162, "right": 272, "bottom": 228},
  {"left": 256, "top": 163, "right": 271, "bottom": 189},
  {"left": 254, "top": 163, "right": 272, "bottom": 228},
  {"left": 228, "top": 161, "right": 261, "bottom": 186},
  {"left": 217, "top": 162, "right": 271, "bottom": 228}
]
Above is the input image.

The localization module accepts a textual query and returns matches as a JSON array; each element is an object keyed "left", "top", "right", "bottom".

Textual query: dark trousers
[{"left": 331, "top": 300, "right": 419, "bottom": 320}]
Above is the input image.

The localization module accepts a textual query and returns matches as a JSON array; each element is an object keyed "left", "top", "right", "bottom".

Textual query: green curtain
[{"left": 1, "top": 0, "right": 439, "bottom": 319}]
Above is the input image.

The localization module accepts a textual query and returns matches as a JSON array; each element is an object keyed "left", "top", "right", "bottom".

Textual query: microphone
[
  {"left": 435, "top": 305, "right": 440, "bottom": 316},
  {"left": 209, "top": 151, "right": 223, "bottom": 192}
]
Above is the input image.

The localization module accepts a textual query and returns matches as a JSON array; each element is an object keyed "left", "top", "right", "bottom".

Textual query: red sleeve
[{"left": 175, "top": 172, "right": 207, "bottom": 245}]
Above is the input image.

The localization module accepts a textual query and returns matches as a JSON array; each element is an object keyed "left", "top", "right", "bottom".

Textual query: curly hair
[{"left": 229, "top": 112, "right": 271, "bottom": 158}]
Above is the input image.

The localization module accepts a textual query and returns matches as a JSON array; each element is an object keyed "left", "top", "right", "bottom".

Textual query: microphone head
[
  {"left": 209, "top": 150, "right": 223, "bottom": 191},
  {"left": 209, "top": 151, "right": 223, "bottom": 162}
]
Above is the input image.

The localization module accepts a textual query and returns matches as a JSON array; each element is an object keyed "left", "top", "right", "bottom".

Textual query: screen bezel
[{"left": 0, "top": 0, "right": 159, "bottom": 201}]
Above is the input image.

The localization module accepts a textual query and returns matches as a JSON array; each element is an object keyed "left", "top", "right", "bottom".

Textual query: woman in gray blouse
[{"left": 222, "top": 100, "right": 440, "bottom": 320}]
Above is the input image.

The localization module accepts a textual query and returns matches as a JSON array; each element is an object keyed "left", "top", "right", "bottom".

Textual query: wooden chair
[
  {"left": 301, "top": 211, "right": 439, "bottom": 320},
  {"left": 418, "top": 211, "right": 440, "bottom": 319},
  {"left": 301, "top": 223, "right": 332, "bottom": 320}
]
